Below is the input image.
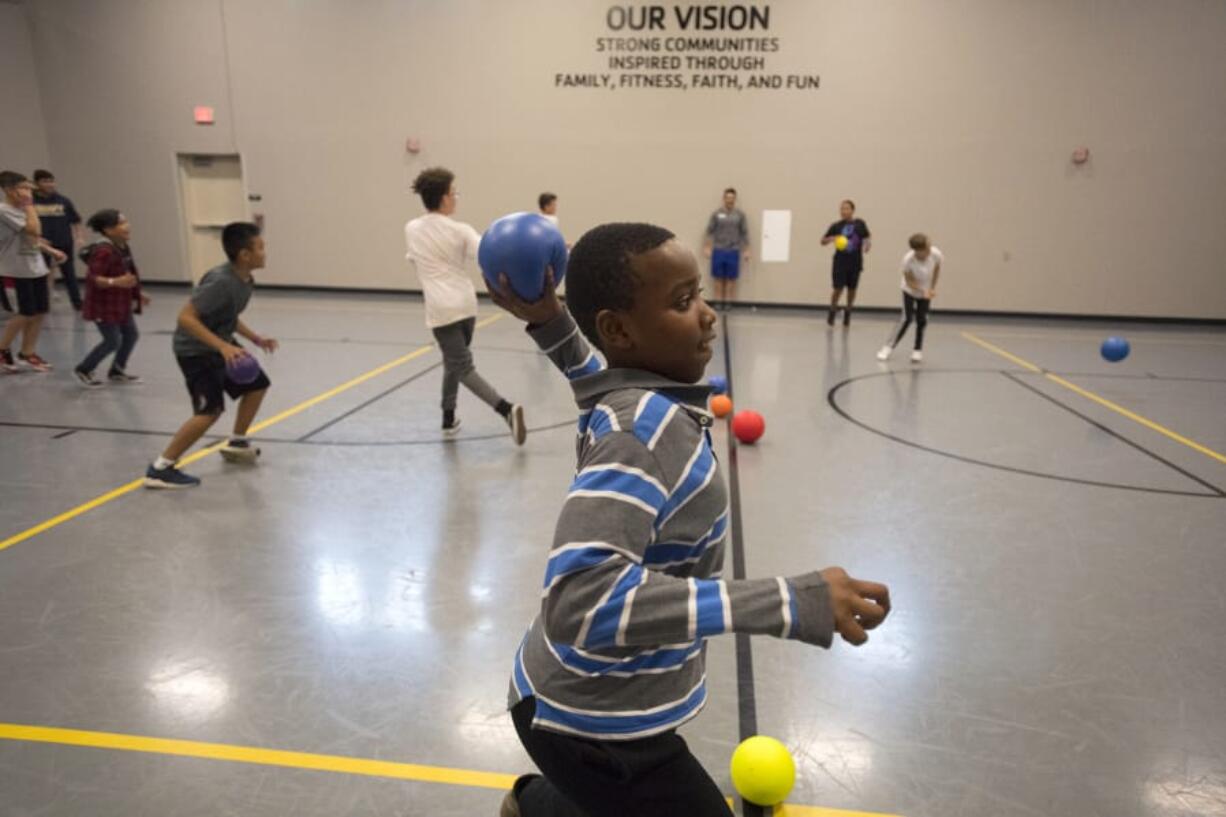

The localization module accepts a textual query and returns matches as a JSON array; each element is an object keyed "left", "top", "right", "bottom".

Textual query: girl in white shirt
[{"left": 877, "top": 233, "right": 942, "bottom": 363}]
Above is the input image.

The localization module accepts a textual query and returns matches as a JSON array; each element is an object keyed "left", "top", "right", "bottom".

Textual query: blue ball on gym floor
[
  {"left": 1100, "top": 336, "right": 1130, "bottom": 363},
  {"left": 709, "top": 375, "right": 728, "bottom": 394},
  {"left": 478, "top": 212, "right": 568, "bottom": 301},
  {"left": 227, "top": 353, "right": 262, "bottom": 385}
]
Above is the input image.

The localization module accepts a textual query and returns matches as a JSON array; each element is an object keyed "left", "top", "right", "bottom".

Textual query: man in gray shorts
[{"left": 405, "top": 167, "right": 526, "bottom": 443}]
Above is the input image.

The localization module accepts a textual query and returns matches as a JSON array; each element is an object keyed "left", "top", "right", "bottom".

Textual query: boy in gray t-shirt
[
  {"left": 1, "top": 170, "right": 66, "bottom": 373},
  {"left": 144, "top": 222, "right": 279, "bottom": 489}
]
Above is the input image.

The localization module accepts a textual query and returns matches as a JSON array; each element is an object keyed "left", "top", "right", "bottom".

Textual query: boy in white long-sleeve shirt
[{"left": 878, "top": 233, "right": 943, "bottom": 363}]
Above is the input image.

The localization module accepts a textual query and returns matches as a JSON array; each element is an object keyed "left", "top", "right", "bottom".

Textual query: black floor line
[
  {"left": 826, "top": 370, "right": 1222, "bottom": 499},
  {"left": 721, "top": 315, "right": 766, "bottom": 817},
  {"left": 0, "top": 418, "right": 575, "bottom": 447},
  {"left": 296, "top": 362, "right": 444, "bottom": 441},
  {"left": 287, "top": 419, "right": 576, "bottom": 446},
  {"left": 1000, "top": 372, "right": 1225, "bottom": 496},
  {"left": 0, "top": 420, "right": 195, "bottom": 439}
]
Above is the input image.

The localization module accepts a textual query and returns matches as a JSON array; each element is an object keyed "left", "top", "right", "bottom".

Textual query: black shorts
[
  {"left": 14, "top": 276, "right": 50, "bottom": 316},
  {"left": 177, "top": 353, "right": 271, "bottom": 416},
  {"left": 832, "top": 264, "right": 862, "bottom": 290}
]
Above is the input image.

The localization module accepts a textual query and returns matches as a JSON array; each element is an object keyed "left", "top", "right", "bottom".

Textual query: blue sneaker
[{"left": 143, "top": 464, "right": 202, "bottom": 489}]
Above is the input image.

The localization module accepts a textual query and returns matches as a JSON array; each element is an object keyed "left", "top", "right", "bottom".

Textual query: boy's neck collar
[
  {"left": 230, "top": 263, "right": 255, "bottom": 281},
  {"left": 571, "top": 367, "right": 713, "bottom": 411}
]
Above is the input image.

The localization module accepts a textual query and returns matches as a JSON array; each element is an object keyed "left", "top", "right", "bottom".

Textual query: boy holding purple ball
[{"left": 144, "top": 222, "right": 277, "bottom": 489}]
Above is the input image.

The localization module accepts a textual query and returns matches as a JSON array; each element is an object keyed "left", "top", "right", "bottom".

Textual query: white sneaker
[
  {"left": 876, "top": 346, "right": 893, "bottom": 361},
  {"left": 219, "top": 439, "right": 260, "bottom": 464},
  {"left": 911, "top": 350, "right": 923, "bottom": 363},
  {"left": 507, "top": 404, "right": 527, "bottom": 446}
]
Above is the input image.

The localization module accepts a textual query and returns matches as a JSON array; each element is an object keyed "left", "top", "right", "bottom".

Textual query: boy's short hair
[
  {"left": 0, "top": 170, "right": 29, "bottom": 190},
  {"left": 87, "top": 209, "right": 122, "bottom": 234},
  {"left": 566, "top": 223, "right": 675, "bottom": 350},
  {"left": 539, "top": 192, "right": 557, "bottom": 210},
  {"left": 909, "top": 233, "right": 929, "bottom": 251},
  {"left": 33, "top": 169, "right": 55, "bottom": 182},
  {"left": 222, "top": 222, "right": 261, "bottom": 261},
  {"left": 842, "top": 199, "right": 856, "bottom": 211},
  {"left": 412, "top": 167, "right": 454, "bottom": 211},
  {"left": 723, "top": 187, "right": 737, "bottom": 196}
]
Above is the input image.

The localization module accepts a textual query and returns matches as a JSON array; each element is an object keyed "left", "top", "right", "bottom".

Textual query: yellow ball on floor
[
  {"left": 834, "top": 235, "right": 849, "bottom": 251},
  {"left": 730, "top": 735, "right": 795, "bottom": 806}
]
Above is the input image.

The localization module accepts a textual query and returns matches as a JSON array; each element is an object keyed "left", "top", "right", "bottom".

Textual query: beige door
[{"left": 177, "top": 154, "right": 247, "bottom": 282}]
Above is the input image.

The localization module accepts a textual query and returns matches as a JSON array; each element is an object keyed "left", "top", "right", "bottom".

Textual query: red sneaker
[
  {"left": 18, "top": 352, "right": 53, "bottom": 372},
  {"left": 1, "top": 349, "right": 17, "bottom": 374}
]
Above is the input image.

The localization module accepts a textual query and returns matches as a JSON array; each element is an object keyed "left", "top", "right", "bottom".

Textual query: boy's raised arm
[{"left": 489, "top": 270, "right": 604, "bottom": 386}]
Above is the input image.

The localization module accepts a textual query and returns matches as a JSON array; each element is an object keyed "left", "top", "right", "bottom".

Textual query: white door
[{"left": 177, "top": 154, "right": 247, "bottom": 282}]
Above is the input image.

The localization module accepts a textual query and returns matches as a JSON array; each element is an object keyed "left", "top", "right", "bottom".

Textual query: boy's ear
[{"left": 595, "top": 309, "right": 633, "bottom": 352}]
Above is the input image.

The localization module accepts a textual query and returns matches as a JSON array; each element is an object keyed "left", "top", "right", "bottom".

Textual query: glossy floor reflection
[{"left": 1, "top": 289, "right": 1223, "bottom": 817}]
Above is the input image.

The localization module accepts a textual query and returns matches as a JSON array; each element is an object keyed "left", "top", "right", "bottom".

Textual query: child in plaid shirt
[{"left": 74, "top": 210, "right": 149, "bottom": 386}]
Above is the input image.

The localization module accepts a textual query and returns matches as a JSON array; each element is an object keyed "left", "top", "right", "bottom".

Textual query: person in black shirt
[
  {"left": 32, "top": 169, "right": 84, "bottom": 310},
  {"left": 820, "top": 199, "right": 871, "bottom": 327}
]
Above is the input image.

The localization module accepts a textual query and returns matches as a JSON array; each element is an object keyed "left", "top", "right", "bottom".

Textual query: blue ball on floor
[
  {"left": 1101, "top": 336, "right": 1130, "bottom": 363},
  {"left": 709, "top": 375, "right": 728, "bottom": 394},
  {"left": 478, "top": 212, "right": 567, "bottom": 301}
]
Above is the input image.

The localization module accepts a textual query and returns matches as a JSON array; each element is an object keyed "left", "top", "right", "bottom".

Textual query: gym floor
[{"left": 2, "top": 289, "right": 1224, "bottom": 817}]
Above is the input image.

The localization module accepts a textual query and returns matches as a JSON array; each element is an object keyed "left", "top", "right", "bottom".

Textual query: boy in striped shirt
[{"left": 489, "top": 223, "right": 891, "bottom": 817}]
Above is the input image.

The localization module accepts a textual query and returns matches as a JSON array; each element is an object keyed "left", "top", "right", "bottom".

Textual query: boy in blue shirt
[{"left": 490, "top": 224, "right": 891, "bottom": 816}]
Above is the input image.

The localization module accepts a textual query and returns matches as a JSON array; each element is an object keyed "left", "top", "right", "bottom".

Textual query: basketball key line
[
  {"left": 0, "top": 314, "right": 502, "bottom": 553},
  {"left": 0, "top": 722, "right": 901, "bottom": 817},
  {"left": 960, "top": 331, "right": 1226, "bottom": 466}
]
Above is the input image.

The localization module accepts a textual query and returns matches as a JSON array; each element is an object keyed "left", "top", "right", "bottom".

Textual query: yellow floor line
[
  {"left": 0, "top": 313, "right": 502, "bottom": 553},
  {"left": 0, "top": 723, "right": 516, "bottom": 790},
  {"left": 776, "top": 807, "right": 903, "bottom": 817},
  {"left": 959, "top": 331, "right": 1041, "bottom": 373},
  {"left": 974, "top": 330, "right": 1226, "bottom": 348},
  {"left": 0, "top": 722, "right": 901, "bottom": 815},
  {"left": 1044, "top": 373, "right": 1226, "bottom": 465},
  {"left": 961, "top": 331, "right": 1226, "bottom": 466}
]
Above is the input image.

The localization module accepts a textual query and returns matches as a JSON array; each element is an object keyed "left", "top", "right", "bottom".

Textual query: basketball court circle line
[{"left": 826, "top": 368, "right": 1222, "bottom": 498}]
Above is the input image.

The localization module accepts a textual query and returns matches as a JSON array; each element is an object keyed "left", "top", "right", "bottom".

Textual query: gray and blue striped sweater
[{"left": 510, "top": 311, "right": 834, "bottom": 741}]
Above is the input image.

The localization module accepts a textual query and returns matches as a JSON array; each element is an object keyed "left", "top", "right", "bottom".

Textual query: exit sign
[{"left": 194, "top": 106, "right": 215, "bottom": 125}]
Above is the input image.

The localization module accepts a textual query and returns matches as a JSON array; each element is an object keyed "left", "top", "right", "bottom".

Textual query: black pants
[
  {"left": 511, "top": 698, "right": 732, "bottom": 817},
  {"left": 46, "top": 248, "right": 81, "bottom": 308},
  {"left": 888, "top": 293, "right": 931, "bottom": 350},
  {"left": 78, "top": 316, "right": 139, "bottom": 375}
]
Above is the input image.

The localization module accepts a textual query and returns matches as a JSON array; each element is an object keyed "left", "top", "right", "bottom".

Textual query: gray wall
[
  {"left": 23, "top": 0, "right": 1226, "bottom": 318},
  {"left": 0, "top": 3, "right": 51, "bottom": 173}
]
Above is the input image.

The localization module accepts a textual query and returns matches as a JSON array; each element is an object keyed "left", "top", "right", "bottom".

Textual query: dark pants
[
  {"left": 511, "top": 698, "right": 732, "bottom": 817},
  {"left": 431, "top": 316, "right": 502, "bottom": 412},
  {"left": 888, "top": 293, "right": 931, "bottom": 350},
  {"left": 45, "top": 248, "right": 81, "bottom": 308},
  {"left": 78, "top": 317, "right": 139, "bottom": 375}
]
